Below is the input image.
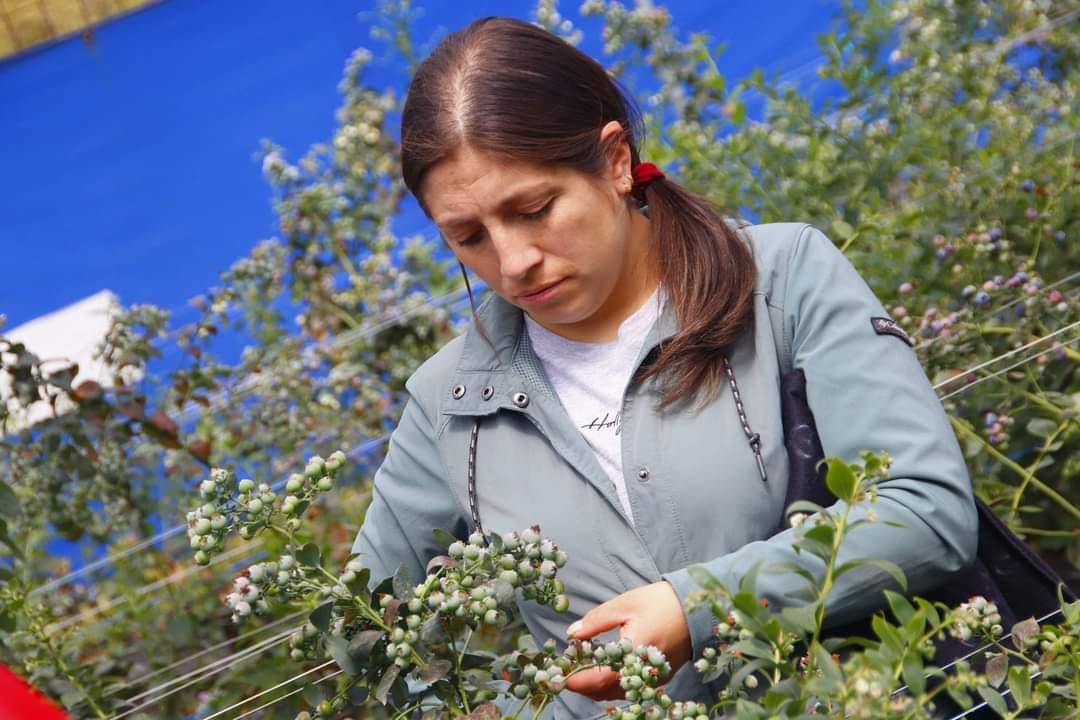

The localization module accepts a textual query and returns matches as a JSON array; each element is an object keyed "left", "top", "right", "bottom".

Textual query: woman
[{"left": 352, "top": 16, "right": 977, "bottom": 718}]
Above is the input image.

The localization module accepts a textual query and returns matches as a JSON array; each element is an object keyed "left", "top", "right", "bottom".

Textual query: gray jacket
[{"left": 352, "top": 222, "right": 978, "bottom": 718}]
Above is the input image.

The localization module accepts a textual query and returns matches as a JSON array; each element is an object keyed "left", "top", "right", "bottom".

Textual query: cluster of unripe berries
[
  {"left": 402, "top": 527, "right": 570, "bottom": 639},
  {"left": 503, "top": 637, "right": 676, "bottom": 718},
  {"left": 225, "top": 554, "right": 306, "bottom": 623},
  {"left": 188, "top": 452, "right": 347, "bottom": 565},
  {"left": 287, "top": 621, "right": 322, "bottom": 662},
  {"left": 948, "top": 595, "right": 1003, "bottom": 642},
  {"left": 187, "top": 468, "right": 237, "bottom": 565}
]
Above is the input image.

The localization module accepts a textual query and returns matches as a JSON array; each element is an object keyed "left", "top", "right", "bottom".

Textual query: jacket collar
[{"left": 452, "top": 290, "right": 679, "bottom": 382}]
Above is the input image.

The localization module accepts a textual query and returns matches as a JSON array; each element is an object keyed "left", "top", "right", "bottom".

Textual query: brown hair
[{"left": 400, "top": 16, "right": 756, "bottom": 409}]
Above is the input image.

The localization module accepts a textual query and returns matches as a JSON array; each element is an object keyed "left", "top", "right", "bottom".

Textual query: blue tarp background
[{"left": 1, "top": 0, "right": 837, "bottom": 330}]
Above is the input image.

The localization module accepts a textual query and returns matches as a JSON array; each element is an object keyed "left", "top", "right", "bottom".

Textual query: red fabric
[
  {"left": 630, "top": 162, "right": 665, "bottom": 204},
  {"left": 631, "top": 161, "right": 666, "bottom": 188},
  {"left": 0, "top": 664, "right": 68, "bottom": 720}
]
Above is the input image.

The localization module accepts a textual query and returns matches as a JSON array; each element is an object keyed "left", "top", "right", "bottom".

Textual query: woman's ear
[{"left": 599, "top": 120, "right": 632, "bottom": 185}]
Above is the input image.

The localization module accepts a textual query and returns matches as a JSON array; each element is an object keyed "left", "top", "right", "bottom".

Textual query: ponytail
[{"left": 634, "top": 176, "right": 756, "bottom": 410}]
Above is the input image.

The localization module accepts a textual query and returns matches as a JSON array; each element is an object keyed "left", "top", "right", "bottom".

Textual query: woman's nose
[{"left": 492, "top": 230, "right": 543, "bottom": 280}]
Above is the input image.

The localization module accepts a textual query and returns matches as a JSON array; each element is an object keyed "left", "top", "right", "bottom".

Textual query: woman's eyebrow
[{"left": 437, "top": 184, "right": 554, "bottom": 228}]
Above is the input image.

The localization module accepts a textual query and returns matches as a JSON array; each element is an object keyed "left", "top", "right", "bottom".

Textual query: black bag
[{"left": 777, "top": 367, "right": 1076, "bottom": 710}]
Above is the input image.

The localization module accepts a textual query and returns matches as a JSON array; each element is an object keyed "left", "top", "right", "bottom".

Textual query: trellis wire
[
  {"left": 938, "top": 333, "right": 1079, "bottom": 401},
  {"left": 46, "top": 542, "right": 257, "bottom": 634},
  {"left": 933, "top": 320, "right": 1079, "bottom": 390},
  {"left": 107, "top": 624, "right": 301, "bottom": 720},
  {"left": 231, "top": 668, "right": 343, "bottom": 720},
  {"left": 102, "top": 609, "right": 306, "bottom": 698},
  {"left": 196, "top": 659, "right": 336, "bottom": 720}
]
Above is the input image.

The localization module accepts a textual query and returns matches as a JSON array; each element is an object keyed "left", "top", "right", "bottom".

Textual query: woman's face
[{"left": 422, "top": 125, "right": 655, "bottom": 342}]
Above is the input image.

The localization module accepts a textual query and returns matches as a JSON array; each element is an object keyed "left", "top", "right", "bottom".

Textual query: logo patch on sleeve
[{"left": 871, "top": 317, "right": 914, "bottom": 347}]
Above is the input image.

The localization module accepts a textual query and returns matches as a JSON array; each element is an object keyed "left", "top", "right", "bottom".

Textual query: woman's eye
[
  {"left": 520, "top": 199, "right": 553, "bottom": 221},
  {"left": 457, "top": 231, "right": 483, "bottom": 247}
]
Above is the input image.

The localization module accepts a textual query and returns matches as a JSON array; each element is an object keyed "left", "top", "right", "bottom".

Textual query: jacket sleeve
[
  {"left": 351, "top": 391, "right": 470, "bottom": 589},
  {"left": 664, "top": 224, "right": 979, "bottom": 659}
]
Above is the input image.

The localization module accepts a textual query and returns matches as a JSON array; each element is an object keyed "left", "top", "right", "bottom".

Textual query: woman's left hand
[{"left": 563, "top": 580, "right": 692, "bottom": 701}]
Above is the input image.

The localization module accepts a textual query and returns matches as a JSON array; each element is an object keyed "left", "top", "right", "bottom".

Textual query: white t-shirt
[{"left": 525, "top": 288, "right": 663, "bottom": 526}]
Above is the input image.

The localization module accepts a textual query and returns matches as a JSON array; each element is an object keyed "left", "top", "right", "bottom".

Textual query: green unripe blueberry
[
  {"left": 404, "top": 630, "right": 418, "bottom": 644},
  {"left": 194, "top": 550, "right": 210, "bottom": 565},
  {"left": 247, "top": 498, "right": 263, "bottom": 513},
  {"left": 502, "top": 531, "right": 521, "bottom": 549},
  {"left": 305, "top": 456, "right": 326, "bottom": 478},
  {"left": 326, "top": 450, "right": 346, "bottom": 471},
  {"left": 317, "top": 476, "right": 334, "bottom": 492},
  {"left": 499, "top": 570, "right": 520, "bottom": 587},
  {"left": 210, "top": 514, "right": 227, "bottom": 530},
  {"left": 448, "top": 541, "right": 465, "bottom": 558},
  {"left": 521, "top": 527, "right": 540, "bottom": 544},
  {"left": 407, "top": 598, "right": 423, "bottom": 613},
  {"left": 463, "top": 544, "right": 481, "bottom": 560},
  {"left": 539, "top": 560, "right": 557, "bottom": 578},
  {"left": 316, "top": 700, "right": 332, "bottom": 717},
  {"left": 199, "top": 480, "right": 217, "bottom": 497},
  {"left": 286, "top": 518, "right": 301, "bottom": 531},
  {"left": 522, "top": 664, "right": 538, "bottom": 679},
  {"left": 406, "top": 614, "right": 421, "bottom": 629},
  {"left": 239, "top": 525, "right": 255, "bottom": 539},
  {"left": 279, "top": 555, "right": 296, "bottom": 570},
  {"left": 483, "top": 609, "right": 502, "bottom": 625},
  {"left": 193, "top": 518, "right": 212, "bottom": 536},
  {"left": 290, "top": 648, "right": 305, "bottom": 661},
  {"left": 533, "top": 669, "right": 550, "bottom": 684},
  {"left": 392, "top": 628, "right": 405, "bottom": 642},
  {"left": 553, "top": 594, "right": 570, "bottom": 613},
  {"left": 513, "top": 684, "right": 530, "bottom": 699},
  {"left": 303, "top": 622, "right": 319, "bottom": 638},
  {"left": 498, "top": 554, "right": 516, "bottom": 570},
  {"left": 379, "top": 594, "right": 392, "bottom": 608},
  {"left": 286, "top": 475, "right": 304, "bottom": 493},
  {"left": 238, "top": 478, "right": 255, "bottom": 493},
  {"left": 468, "top": 531, "right": 485, "bottom": 546}
]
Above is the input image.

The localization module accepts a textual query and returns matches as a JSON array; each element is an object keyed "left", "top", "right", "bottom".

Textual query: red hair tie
[{"left": 631, "top": 162, "right": 665, "bottom": 203}]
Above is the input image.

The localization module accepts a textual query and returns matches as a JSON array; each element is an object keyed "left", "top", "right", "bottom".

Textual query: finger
[
  {"left": 567, "top": 601, "right": 629, "bottom": 640},
  {"left": 564, "top": 667, "right": 624, "bottom": 701}
]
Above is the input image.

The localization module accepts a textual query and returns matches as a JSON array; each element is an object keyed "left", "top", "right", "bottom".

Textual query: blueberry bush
[{"left": 0, "top": 0, "right": 1076, "bottom": 716}]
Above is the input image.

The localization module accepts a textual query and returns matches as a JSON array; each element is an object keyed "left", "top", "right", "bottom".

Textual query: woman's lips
[{"left": 516, "top": 278, "right": 565, "bottom": 304}]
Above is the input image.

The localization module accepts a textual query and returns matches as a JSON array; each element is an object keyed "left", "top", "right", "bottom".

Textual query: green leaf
[
  {"left": 831, "top": 218, "right": 855, "bottom": 241},
  {"left": 901, "top": 652, "right": 925, "bottom": 697},
  {"left": 0, "top": 519, "right": 22, "bottom": 560},
  {"left": 0, "top": 480, "right": 20, "bottom": 519},
  {"left": 296, "top": 542, "right": 320, "bottom": 568},
  {"left": 810, "top": 642, "right": 842, "bottom": 689},
  {"left": 859, "top": 558, "right": 907, "bottom": 591},
  {"left": 686, "top": 564, "right": 724, "bottom": 592},
  {"left": 780, "top": 604, "right": 818, "bottom": 634},
  {"left": 1025, "top": 417, "right": 1056, "bottom": 438},
  {"left": 824, "top": 458, "right": 857, "bottom": 501},
  {"left": 884, "top": 590, "right": 915, "bottom": 624},
  {"left": 1006, "top": 666, "right": 1032, "bottom": 709},
  {"left": 0, "top": 610, "right": 15, "bottom": 632},
  {"left": 309, "top": 602, "right": 333, "bottom": 633},
  {"left": 976, "top": 686, "right": 1008, "bottom": 717},
  {"left": 431, "top": 527, "right": 458, "bottom": 550}
]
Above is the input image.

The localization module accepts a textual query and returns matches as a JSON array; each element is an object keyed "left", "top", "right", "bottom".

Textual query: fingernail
[{"left": 567, "top": 620, "right": 582, "bottom": 637}]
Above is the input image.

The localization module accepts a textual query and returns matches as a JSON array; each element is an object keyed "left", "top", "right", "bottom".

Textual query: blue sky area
[{"left": 0, "top": 0, "right": 838, "bottom": 332}]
